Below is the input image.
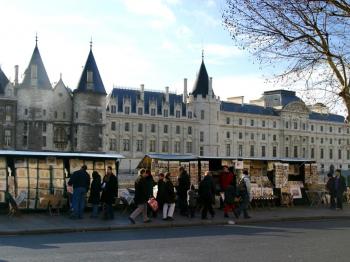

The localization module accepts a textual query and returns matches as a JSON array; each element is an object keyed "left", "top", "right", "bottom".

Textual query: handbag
[{"left": 147, "top": 197, "right": 158, "bottom": 212}]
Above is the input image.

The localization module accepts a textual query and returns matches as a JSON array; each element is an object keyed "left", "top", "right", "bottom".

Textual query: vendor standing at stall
[{"left": 177, "top": 166, "right": 190, "bottom": 216}]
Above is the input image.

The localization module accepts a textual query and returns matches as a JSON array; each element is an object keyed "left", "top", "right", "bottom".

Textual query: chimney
[
  {"left": 183, "top": 78, "right": 188, "bottom": 103},
  {"left": 165, "top": 86, "right": 169, "bottom": 102},
  {"left": 14, "top": 65, "right": 19, "bottom": 86},
  {"left": 209, "top": 77, "right": 213, "bottom": 98},
  {"left": 140, "top": 84, "right": 144, "bottom": 100}
]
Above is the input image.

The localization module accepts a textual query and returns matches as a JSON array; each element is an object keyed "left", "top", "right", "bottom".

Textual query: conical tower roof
[
  {"left": 191, "top": 58, "right": 211, "bottom": 98},
  {"left": 75, "top": 47, "right": 106, "bottom": 94},
  {"left": 21, "top": 43, "right": 52, "bottom": 89},
  {"left": 0, "top": 67, "right": 9, "bottom": 95}
]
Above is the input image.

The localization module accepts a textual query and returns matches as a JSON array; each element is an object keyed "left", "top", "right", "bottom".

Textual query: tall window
[
  {"left": 311, "top": 125, "right": 314, "bottom": 131},
  {"left": 320, "top": 148, "right": 324, "bottom": 159},
  {"left": 188, "top": 111, "right": 192, "bottom": 119},
  {"left": 311, "top": 148, "right": 315, "bottom": 158},
  {"left": 320, "top": 125, "right": 324, "bottom": 132},
  {"left": 329, "top": 149, "right": 333, "bottom": 159},
  {"left": 149, "top": 140, "right": 156, "bottom": 152},
  {"left": 330, "top": 138, "right": 333, "bottom": 145},
  {"left": 123, "top": 139, "right": 130, "bottom": 151},
  {"left": 200, "top": 131, "right": 204, "bottom": 142},
  {"left": 261, "top": 146, "right": 266, "bottom": 157},
  {"left": 226, "top": 144, "right": 231, "bottom": 156},
  {"left": 188, "top": 126, "right": 192, "bottom": 135},
  {"left": 262, "top": 120, "right": 266, "bottom": 127},
  {"left": 239, "top": 118, "right": 243, "bottom": 125},
  {"left": 302, "top": 148, "right": 306, "bottom": 158},
  {"left": 285, "top": 147, "right": 289, "bottom": 158},
  {"left": 4, "top": 130, "right": 11, "bottom": 146},
  {"left": 111, "top": 121, "right": 116, "bottom": 131},
  {"left": 250, "top": 145, "right": 255, "bottom": 157},
  {"left": 124, "top": 106, "right": 130, "bottom": 115},
  {"left": 163, "top": 109, "right": 168, "bottom": 117},
  {"left": 42, "top": 136, "right": 46, "bottom": 147},
  {"left": 138, "top": 107, "right": 143, "bottom": 115},
  {"left": 125, "top": 122, "right": 130, "bottom": 132},
  {"left": 250, "top": 119, "right": 254, "bottom": 126},
  {"left": 338, "top": 149, "right": 342, "bottom": 160},
  {"left": 176, "top": 125, "right": 180, "bottom": 134},
  {"left": 175, "top": 141, "right": 181, "bottom": 153},
  {"left": 293, "top": 122, "right": 298, "bottom": 129},
  {"left": 239, "top": 132, "right": 243, "bottom": 139},
  {"left": 138, "top": 123, "right": 143, "bottom": 132},
  {"left": 176, "top": 110, "right": 181, "bottom": 118},
  {"left": 186, "top": 142, "right": 192, "bottom": 153},
  {"left": 5, "top": 105, "right": 11, "bottom": 121},
  {"left": 238, "top": 144, "right": 243, "bottom": 157},
  {"left": 151, "top": 124, "right": 156, "bottom": 133},
  {"left": 226, "top": 117, "right": 230, "bottom": 124},
  {"left": 311, "top": 137, "right": 314, "bottom": 143},
  {"left": 273, "top": 121, "right": 276, "bottom": 128},
  {"left": 199, "top": 146, "right": 204, "bottom": 156},
  {"left": 347, "top": 150, "right": 350, "bottom": 160},
  {"left": 54, "top": 111, "right": 58, "bottom": 119},
  {"left": 226, "top": 132, "right": 230, "bottom": 139},
  {"left": 201, "top": 110, "right": 205, "bottom": 120},
  {"left": 273, "top": 134, "right": 277, "bottom": 141},
  {"left": 250, "top": 133, "right": 254, "bottom": 140},
  {"left": 262, "top": 134, "right": 266, "bottom": 140},
  {"left": 109, "top": 139, "right": 117, "bottom": 151},
  {"left": 136, "top": 140, "right": 143, "bottom": 152},
  {"left": 164, "top": 125, "right": 168, "bottom": 134},
  {"left": 285, "top": 121, "right": 289, "bottom": 129},
  {"left": 151, "top": 108, "right": 156, "bottom": 116},
  {"left": 329, "top": 126, "right": 333, "bottom": 133},
  {"left": 42, "top": 123, "right": 47, "bottom": 133},
  {"left": 294, "top": 146, "right": 298, "bottom": 158},
  {"left": 111, "top": 105, "right": 116, "bottom": 114},
  {"left": 273, "top": 146, "right": 277, "bottom": 157}
]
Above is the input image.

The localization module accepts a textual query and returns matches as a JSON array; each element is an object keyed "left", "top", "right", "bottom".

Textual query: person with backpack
[{"left": 236, "top": 170, "right": 252, "bottom": 219}]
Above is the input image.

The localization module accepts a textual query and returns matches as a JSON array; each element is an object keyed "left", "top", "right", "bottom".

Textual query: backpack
[{"left": 238, "top": 178, "right": 247, "bottom": 195}]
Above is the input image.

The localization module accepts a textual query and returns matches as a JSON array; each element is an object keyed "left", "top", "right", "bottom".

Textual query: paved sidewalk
[{"left": 0, "top": 205, "right": 349, "bottom": 235}]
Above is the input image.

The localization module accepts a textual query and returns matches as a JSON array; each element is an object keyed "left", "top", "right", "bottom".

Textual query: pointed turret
[
  {"left": 75, "top": 46, "right": 106, "bottom": 94},
  {"left": 191, "top": 52, "right": 213, "bottom": 98},
  {"left": 0, "top": 67, "right": 9, "bottom": 95},
  {"left": 21, "top": 40, "right": 52, "bottom": 89}
]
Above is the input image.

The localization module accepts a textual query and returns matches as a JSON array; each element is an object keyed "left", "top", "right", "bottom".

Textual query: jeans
[
  {"left": 72, "top": 187, "right": 87, "bottom": 218},
  {"left": 104, "top": 203, "right": 114, "bottom": 219},
  {"left": 130, "top": 203, "right": 149, "bottom": 222},
  {"left": 91, "top": 204, "right": 99, "bottom": 217},
  {"left": 163, "top": 203, "right": 175, "bottom": 219}
]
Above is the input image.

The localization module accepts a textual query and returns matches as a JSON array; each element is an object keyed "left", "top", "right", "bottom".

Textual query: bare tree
[{"left": 223, "top": 0, "right": 350, "bottom": 119}]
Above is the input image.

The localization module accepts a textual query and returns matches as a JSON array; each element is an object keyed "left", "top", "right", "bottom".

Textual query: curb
[{"left": 0, "top": 215, "right": 349, "bottom": 236}]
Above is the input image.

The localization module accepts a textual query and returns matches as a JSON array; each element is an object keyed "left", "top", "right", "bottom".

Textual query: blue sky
[{"left": 0, "top": 0, "right": 283, "bottom": 101}]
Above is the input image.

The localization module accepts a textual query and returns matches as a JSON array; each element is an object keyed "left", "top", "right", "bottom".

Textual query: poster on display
[
  {"left": 289, "top": 186, "right": 302, "bottom": 199},
  {"left": 235, "top": 161, "right": 244, "bottom": 170}
]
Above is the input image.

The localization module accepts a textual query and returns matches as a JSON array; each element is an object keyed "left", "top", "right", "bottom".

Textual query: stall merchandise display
[
  {"left": 274, "top": 163, "right": 289, "bottom": 188},
  {"left": 0, "top": 157, "right": 7, "bottom": 203},
  {"left": 305, "top": 164, "right": 319, "bottom": 184}
]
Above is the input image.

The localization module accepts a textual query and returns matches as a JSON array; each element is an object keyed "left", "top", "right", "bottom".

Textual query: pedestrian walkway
[{"left": 0, "top": 206, "right": 349, "bottom": 235}]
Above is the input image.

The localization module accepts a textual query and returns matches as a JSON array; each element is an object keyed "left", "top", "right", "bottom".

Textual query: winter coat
[
  {"left": 134, "top": 175, "right": 149, "bottom": 205},
  {"left": 220, "top": 171, "right": 234, "bottom": 191},
  {"left": 334, "top": 175, "right": 347, "bottom": 196},
  {"left": 326, "top": 177, "right": 335, "bottom": 195},
  {"left": 146, "top": 175, "right": 156, "bottom": 198},
  {"left": 187, "top": 189, "right": 197, "bottom": 207},
  {"left": 101, "top": 174, "right": 118, "bottom": 205},
  {"left": 68, "top": 169, "right": 90, "bottom": 191},
  {"left": 199, "top": 175, "right": 215, "bottom": 203},
  {"left": 164, "top": 179, "right": 176, "bottom": 204},
  {"left": 239, "top": 175, "right": 252, "bottom": 202},
  {"left": 177, "top": 171, "right": 190, "bottom": 197},
  {"left": 88, "top": 178, "right": 101, "bottom": 205},
  {"left": 156, "top": 179, "right": 166, "bottom": 204},
  {"left": 224, "top": 184, "right": 236, "bottom": 205}
]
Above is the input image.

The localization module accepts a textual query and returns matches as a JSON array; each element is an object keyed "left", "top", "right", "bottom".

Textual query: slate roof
[
  {"left": 191, "top": 60, "right": 212, "bottom": 98},
  {"left": 263, "top": 90, "right": 302, "bottom": 107},
  {"left": 221, "top": 101, "right": 279, "bottom": 116},
  {"left": 0, "top": 67, "right": 9, "bottom": 95},
  {"left": 309, "top": 112, "right": 345, "bottom": 123},
  {"left": 75, "top": 49, "right": 106, "bottom": 94},
  {"left": 110, "top": 88, "right": 186, "bottom": 116},
  {"left": 21, "top": 44, "right": 52, "bottom": 89}
]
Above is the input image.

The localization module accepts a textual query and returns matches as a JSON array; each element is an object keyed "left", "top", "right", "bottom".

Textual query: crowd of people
[
  {"left": 128, "top": 166, "right": 253, "bottom": 224},
  {"left": 65, "top": 163, "right": 348, "bottom": 222}
]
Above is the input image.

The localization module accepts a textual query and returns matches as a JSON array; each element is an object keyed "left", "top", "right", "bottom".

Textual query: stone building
[{"left": 0, "top": 41, "right": 349, "bottom": 174}]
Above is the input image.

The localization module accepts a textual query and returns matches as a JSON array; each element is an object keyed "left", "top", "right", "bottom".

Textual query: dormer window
[
  {"left": 163, "top": 109, "right": 168, "bottom": 117},
  {"left": 176, "top": 110, "right": 180, "bottom": 118},
  {"left": 124, "top": 106, "right": 130, "bottom": 115},
  {"left": 87, "top": 70, "right": 93, "bottom": 90},
  {"left": 151, "top": 108, "right": 156, "bottom": 116},
  {"left": 111, "top": 105, "right": 116, "bottom": 114},
  {"left": 31, "top": 65, "right": 37, "bottom": 79}
]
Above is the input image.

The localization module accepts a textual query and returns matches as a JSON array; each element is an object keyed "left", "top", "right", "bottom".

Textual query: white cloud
[
  {"left": 190, "top": 10, "right": 220, "bottom": 27},
  {"left": 176, "top": 25, "right": 193, "bottom": 40},
  {"left": 207, "top": 0, "right": 216, "bottom": 7}
]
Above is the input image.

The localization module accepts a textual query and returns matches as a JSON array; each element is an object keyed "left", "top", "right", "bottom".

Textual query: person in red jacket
[{"left": 220, "top": 166, "right": 235, "bottom": 217}]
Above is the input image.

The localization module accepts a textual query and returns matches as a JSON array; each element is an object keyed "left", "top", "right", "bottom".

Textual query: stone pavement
[{"left": 0, "top": 205, "right": 349, "bottom": 235}]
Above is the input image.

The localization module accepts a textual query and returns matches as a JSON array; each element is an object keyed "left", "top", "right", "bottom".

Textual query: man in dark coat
[
  {"left": 88, "top": 171, "right": 102, "bottom": 218},
  {"left": 334, "top": 169, "right": 347, "bottom": 210},
  {"left": 326, "top": 173, "right": 336, "bottom": 209},
  {"left": 68, "top": 165, "right": 90, "bottom": 219},
  {"left": 129, "top": 169, "right": 151, "bottom": 224},
  {"left": 101, "top": 166, "right": 118, "bottom": 219},
  {"left": 177, "top": 166, "right": 190, "bottom": 216},
  {"left": 198, "top": 171, "right": 216, "bottom": 219},
  {"left": 156, "top": 173, "right": 166, "bottom": 215}
]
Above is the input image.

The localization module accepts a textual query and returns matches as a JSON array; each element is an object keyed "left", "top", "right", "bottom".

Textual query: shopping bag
[{"left": 147, "top": 198, "right": 158, "bottom": 212}]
